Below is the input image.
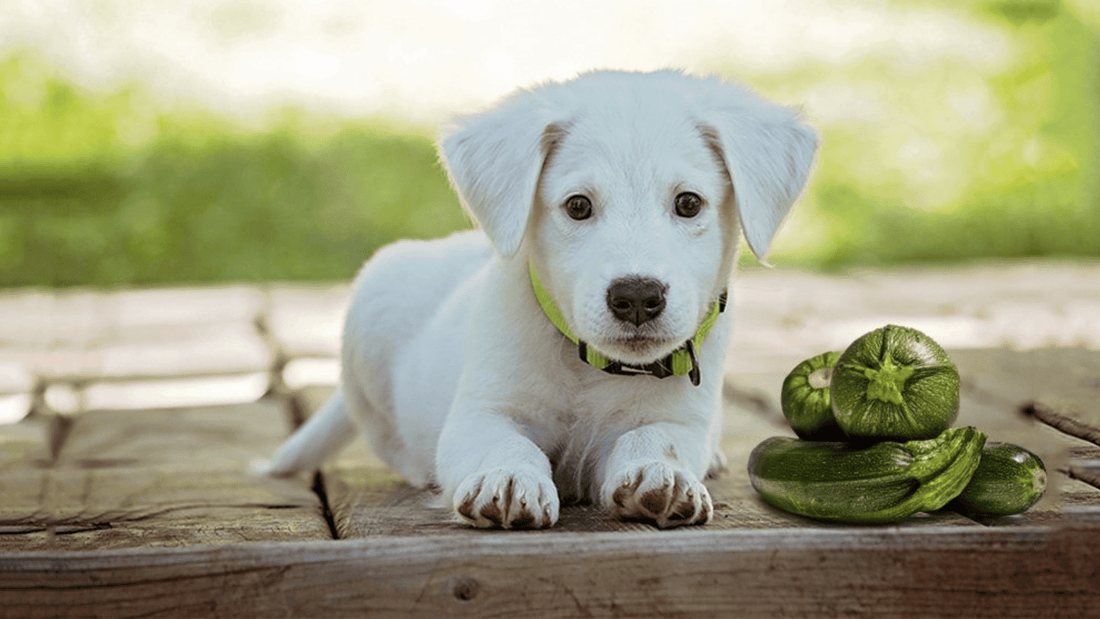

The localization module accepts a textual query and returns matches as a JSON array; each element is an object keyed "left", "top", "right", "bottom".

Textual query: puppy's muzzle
[{"left": 606, "top": 277, "right": 668, "bottom": 327}]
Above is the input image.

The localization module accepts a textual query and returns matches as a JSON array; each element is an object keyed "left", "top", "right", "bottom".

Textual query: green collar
[{"left": 529, "top": 262, "right": 726, "bottom": 386}]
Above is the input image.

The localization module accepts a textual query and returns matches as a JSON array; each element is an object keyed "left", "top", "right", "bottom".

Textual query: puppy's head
[{"left": 439, "top": 70, "right": 818, "bottom": 364}]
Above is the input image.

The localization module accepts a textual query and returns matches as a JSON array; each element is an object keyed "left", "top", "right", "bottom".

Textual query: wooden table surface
[{"left": 1, "top": 263, "right": 1099, "bottom": 618}]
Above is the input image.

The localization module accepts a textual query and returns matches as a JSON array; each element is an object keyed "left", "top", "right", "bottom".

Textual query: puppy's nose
[{"left": 607, "top": 277, "right": 667, "bottom": 327}]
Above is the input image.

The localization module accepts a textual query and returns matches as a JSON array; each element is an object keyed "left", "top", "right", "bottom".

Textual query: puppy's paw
[
  {"left": 453, "top": 467, "right": 559, "bottom": 529},
  {"left": 602, "top": 462, "right": 712, "bottom": 528}
]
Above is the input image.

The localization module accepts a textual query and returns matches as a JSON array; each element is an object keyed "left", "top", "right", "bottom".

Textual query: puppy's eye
[
  {"left": 564, "top": 195, "right": 593, "bottom": 221},
  {"left": 674, "top": 192, "right": 703, "bottom": 218}
]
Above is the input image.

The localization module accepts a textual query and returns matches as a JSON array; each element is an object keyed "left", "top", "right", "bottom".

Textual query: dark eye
[
  {"left": 674, "top": 192, "right": 703, "bottom": 218},
  {"left": 564, "top": 195, "right": 593, "bottom": 220}
]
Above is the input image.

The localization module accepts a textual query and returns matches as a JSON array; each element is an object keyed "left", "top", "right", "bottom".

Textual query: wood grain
[
  {"left": 2, "top": 525, "right": 1098, "bottom": 618},
  {"left": 1027, "top": 398, "right": 1100, "bottom": 448},
  {"left": 2, "top": 348, "right": 1099, "bottom": 616},
  {"left": 322, "top": 348, "right": 1100, "bottom": 536},
  {"left": 0, "top": 401, "right": 331, "bottom": 550}
]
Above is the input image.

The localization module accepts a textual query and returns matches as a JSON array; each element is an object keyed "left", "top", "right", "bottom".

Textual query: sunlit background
[
  {"left": 3, "top": 0, "right": 1097, "bottom": 287},
  {"left": 1, "top": 0, "right": 1097, "bottom": 421}
]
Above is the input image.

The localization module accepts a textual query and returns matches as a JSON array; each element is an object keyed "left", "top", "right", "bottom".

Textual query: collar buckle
[
  {"left": 579, "top": 341, "right": 689, "bottom": 382},
  {"left": 533, "top": 262, "right": 724, "bottom": 387}
]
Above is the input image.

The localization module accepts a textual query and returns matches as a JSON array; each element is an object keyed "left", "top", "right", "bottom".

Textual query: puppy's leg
[
  {"left": 600, "top": 422, "right": 713, "bottom": 528},
  {"left": 258, "top": 391, "right": 357, "bottom": 477},
  {"left": 437, "top": 409, "right": 559, "bottom": 529}
]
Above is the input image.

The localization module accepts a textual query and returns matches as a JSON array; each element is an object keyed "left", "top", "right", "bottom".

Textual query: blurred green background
[{"left": 1, "top": 0, "right": 1096, "bottom": 289}]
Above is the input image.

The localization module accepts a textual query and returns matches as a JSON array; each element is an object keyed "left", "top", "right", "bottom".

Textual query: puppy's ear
[
  {"left": 438, "top": 92, "right": 564, "bottom": 258},
  {"left": 700, "top": 87, "right": 819, "bottom": 261}
]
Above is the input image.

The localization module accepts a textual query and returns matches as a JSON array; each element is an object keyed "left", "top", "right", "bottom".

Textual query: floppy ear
[
  {"left": 700, "top": 87, "right": 819, "bottom": 261},
  {"left": 438, "top": 90, "right": 565, "bottom": 258}
]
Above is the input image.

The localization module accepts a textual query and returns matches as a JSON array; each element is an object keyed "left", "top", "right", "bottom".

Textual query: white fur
[{"left": 262, "top": 70, "right": 818, "bottom": 529}]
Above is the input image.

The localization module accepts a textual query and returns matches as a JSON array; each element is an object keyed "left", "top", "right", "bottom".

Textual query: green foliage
[
  {"left": 762, "top": 0, "right": 1100, "bottom": 268},
  {"left": 1, "top": 0, "right": 1098, "bottom": 287},
  {"left": 0, "top": 53, "right": 467, "bottom": 287}
]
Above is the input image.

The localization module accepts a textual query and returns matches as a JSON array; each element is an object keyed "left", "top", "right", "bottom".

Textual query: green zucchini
[
  {"left": 748, "top": 426, "right": 986, "bottom": 523},
  {"left": 831, "top": 324, "right": 960, "bottom": 441},
  {"left": 780, "top": 351, "right": 846, "bottom": 441},
  {"left": 950, "top": 442, "right": 1047, "bottom": 516}
]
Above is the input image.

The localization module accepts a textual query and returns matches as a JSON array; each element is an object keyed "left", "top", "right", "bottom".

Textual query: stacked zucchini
[{"left": 749, "top": 324, "right": 1047, "bottom": 523}]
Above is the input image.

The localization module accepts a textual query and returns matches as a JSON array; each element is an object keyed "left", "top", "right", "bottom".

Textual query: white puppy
[{"left": 264, "top": 70, "right": 817, "bottom": 529}]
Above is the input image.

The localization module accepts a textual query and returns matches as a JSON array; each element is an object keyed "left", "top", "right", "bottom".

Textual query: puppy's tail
[{"left": 256, "top": 390, "right": 357, "bottom": 477}]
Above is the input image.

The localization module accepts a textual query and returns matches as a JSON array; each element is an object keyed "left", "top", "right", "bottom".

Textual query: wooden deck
[{"left": 2, "top": 262, "right": 1099, "bottom": 618}]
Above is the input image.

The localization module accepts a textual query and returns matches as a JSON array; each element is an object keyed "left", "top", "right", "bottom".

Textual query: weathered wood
[
  {"left": 0, "top": 402, "right": 331, "bottom": 550},
  {"left": 0, "top": 418, "right": 42, "bottom": 467},
  {"left": 56, "top": 402, "right": 290, "bottom": 470},
  {"left": 1, "top": 347, "right": 1097, "bottom": 612},
  {"left": 1027, "top": 397, "right": 1100, "bottom": 448},
  {"left": 952, "top": 347, "right": 1100, "bottom": 420},
  {"left": 0, "top": 468, "right": 329, "bottom": 550},
  {"left": 0, "top": 295, "right": 1096, "bottom": 615},
  {"left": 1, "top": 525, "right": 1098, "bottom": 618},
  {"left": 318, "top": 385, "right": 866, "bottom": 536},
  {"left": 1072, "top": 466, "right": 1100, "bottom": 497},
  {"left": 946, "top": 353, "right": 1098, "bottom": 526},
  {"left": 322, "top": 347, "right": 1100, "bottom": 536}
]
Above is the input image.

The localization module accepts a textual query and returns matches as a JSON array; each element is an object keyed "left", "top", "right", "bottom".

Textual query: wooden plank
[
  {"left": 1071, "top": 453, "right": 1100, "bottom": 489},
  {"left": 322, "top": 347, "right": 1100, "bottom": 534},
  {"left": 318, "top": 383, "right": 878, "bottom": 536},
  {"left": 323, "top": 349, "right": 1039, "bottom": 536},
  {"left": 0, "top": 418, "right": 43, "bottom": 468},
  {"left": 1, "top": 525, "right": 1098, "bottom": 618},
  {"left": 0, "top": 402, "right": 331, "bottom": 550},
  {"left": 947, "top": 353, "right": 1099, "bottom": 526},
  {"left": 0, "top": 468, "right": 329, "bottom": 550},
  {"left": 950, "top": 348, "right": 1100, "bottom": 523},
  {"left": 303, "top": 382, "right": 462, "bottom": 538},
  {"left": 1027, "top": 397, "right": 1100, "bottom": 448},
  {"left": 56, "top": 402, "right": 290, "bottom": 470},
  {"left": 952, "top": 347, "right": 1100, "bottom": 418}
]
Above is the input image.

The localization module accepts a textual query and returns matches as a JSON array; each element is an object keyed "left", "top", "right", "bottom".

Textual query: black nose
[{"left": 606, "top": 277, "right": 667, "bottom": 327}]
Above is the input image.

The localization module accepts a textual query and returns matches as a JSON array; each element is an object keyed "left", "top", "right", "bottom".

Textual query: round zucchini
[
  {"left": 780, "top": 351, "right": 845, "bottom": 441},
  {"left": 831, "top": 324, "right": 960, "bottom": 441},
  {"left": 950, "top": 442, "right": 1047, "bottom": 516}
]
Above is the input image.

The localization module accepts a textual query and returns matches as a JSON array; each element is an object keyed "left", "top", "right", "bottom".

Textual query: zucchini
[
  {"left": 748, "top": 426, "right": 986, "bottom": 523},
  {"left": 831, "top": 324, "right": 960, "bottom": 441},
  {"left": 950, "top": 442, "right": 1047, "bottom": 516},
  {"left": 780, "top": 351, "right": 846, "bottom": 441}
]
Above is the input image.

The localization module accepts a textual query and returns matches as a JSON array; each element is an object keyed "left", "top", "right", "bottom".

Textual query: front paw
[
  {"left": 453, "top": 467, "right": 559, "bottom": 529},
  {"left": 602, "top": 462, "right": 712, "bottom": 528}
]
